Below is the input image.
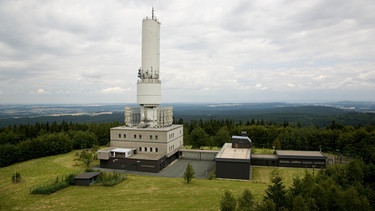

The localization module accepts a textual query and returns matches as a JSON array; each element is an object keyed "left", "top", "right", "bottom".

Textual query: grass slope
[{"left": 0, "top": 151, "right": 314, "bottom": 210}]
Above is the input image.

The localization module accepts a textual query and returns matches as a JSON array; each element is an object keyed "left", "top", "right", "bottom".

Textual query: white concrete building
[{"left": 98, "top": 8, "right": 183, "bottom": 173}]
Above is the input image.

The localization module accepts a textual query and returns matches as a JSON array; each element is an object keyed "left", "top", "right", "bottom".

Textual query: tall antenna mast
[{"left": 152, "top": 7, "right": 154, "bottom": 19}]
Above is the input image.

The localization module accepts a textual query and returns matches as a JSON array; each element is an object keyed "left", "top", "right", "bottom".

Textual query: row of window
[
  {"left": 279, "top": 160, "right": 325, "bottom": 165},
  {"left": 139, "top": 147, "right": 158, "bottom": 153},
  {"left": 118, "top": 133, "right": 158, "bottom": 140},
  {"left": 117, "top": 129, "right": 182, "bottom": 140}
]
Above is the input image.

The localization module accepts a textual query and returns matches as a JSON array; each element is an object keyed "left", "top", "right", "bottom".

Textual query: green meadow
[{"left": 0, "top": 151, "right": 314, "bottom": 210}]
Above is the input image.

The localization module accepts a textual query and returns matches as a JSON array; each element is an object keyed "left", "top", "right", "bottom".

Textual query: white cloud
[
  {"left": 287, "top": 83, "right": 296, "bottom": 88},
  {"left": 0, "top": 0, "right": 374, "bottom": 104},
  {"left": 33, "top": 88, "right": 50, "bottom": 95},
  {"left": 100, "top": 87, "right": 129, "bottom": 94}
]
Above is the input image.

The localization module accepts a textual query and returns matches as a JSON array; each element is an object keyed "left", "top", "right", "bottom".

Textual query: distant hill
[{"left": 0, "top": 102, "right": 374, "bottom": 128}]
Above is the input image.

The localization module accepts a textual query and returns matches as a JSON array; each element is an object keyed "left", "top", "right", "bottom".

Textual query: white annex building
[{"left": 98, "top": 9, "right": 183, "bottom": 173}]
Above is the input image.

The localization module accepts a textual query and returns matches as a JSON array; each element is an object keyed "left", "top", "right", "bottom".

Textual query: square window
[{"left": 118, "top": 134, "right": 121, "bottom": 138}]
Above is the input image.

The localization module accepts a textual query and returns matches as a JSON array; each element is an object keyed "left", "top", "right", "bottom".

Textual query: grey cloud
[{"left": 0, "top": 0, "right": 374, "bottom": 104}]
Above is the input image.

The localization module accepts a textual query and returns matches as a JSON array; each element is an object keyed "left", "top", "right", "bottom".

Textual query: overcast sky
[{"left": 0, "top": 0, "right": 374, "bottom": 104}]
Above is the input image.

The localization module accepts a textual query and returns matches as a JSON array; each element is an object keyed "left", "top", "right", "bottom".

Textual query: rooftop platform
[
  {"left": 215, "top": 143, "right": 251, "bottom": 162},
  {"left": 74, "top": 172, "right": 102, "bottom": 180},
  {"left": 276, "top": 150, "right": 325, "bottom": 159}
]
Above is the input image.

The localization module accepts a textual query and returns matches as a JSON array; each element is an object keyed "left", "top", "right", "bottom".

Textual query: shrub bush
[
  {"left": 31, "top": 181, "right": 69, "bottom": 195},
  {"left": 207, "top": 168, "right": 216, "bottom": 180},
  {"left": 98, "top": 171, "right": 126, "bottom": 186},
  {"left": 30, "top": 173, "right": 80, "bottom": 194},
  {"left": 11, "top": 172, "right": 22, "bottom": 183}
]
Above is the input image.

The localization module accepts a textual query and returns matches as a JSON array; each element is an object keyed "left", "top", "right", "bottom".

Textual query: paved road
[{"left": 95, "top": 158, "right": 215, "bottom": 179}]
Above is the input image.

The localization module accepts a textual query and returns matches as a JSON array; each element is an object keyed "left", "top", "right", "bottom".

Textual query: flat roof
[
  {"left": 98, "top": 147, "right": 116, "bottom": 152},
  {"left": 112, "top": 148, "right": 132, "bottom": 153},
  {"left": 276, "top": 150, "right": 325, "bottom": 158},
  {"left": 98, "top": 147, "right": 134, "bottom": 153},
  {"left": 74, "top": 172, "right": 102, "bottom": 180},
  {"left": 215, "top": 143, "right": 251, "bottom": 160},
  {"left": 111, "top": 124, "right": 182, "bottom": 132}
]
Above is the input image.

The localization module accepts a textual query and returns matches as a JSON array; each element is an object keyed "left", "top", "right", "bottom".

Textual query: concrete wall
[{"left": 181, "top": 150, "right": 219, "bottom": 161}]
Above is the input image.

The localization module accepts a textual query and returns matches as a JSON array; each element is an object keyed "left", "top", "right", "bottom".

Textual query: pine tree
[
  {"left": 264, "top": 171, "right": 287, "bottom": 210},
  {"left": 237, "top": 189, "right": 254, "bottom": 211},
  {"left": 220, "top": 190, "right": 236, "bottom": 211},
  {"left": 183, "top": 162, "right": 195, "bottom": 184}
]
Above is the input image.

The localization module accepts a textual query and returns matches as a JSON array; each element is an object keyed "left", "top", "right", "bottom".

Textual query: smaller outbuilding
[
  {"left": 276, "top": 150, "right": 326, "bottom": 168},
  {"left": 215, "top": 135, "right": 252, "bottom": 180},
  {"left": 251, "top": 150, "right": 326, "bottom": 168},
  {"left": 74, "top": 172, "right": 102, "bottom": 186}
]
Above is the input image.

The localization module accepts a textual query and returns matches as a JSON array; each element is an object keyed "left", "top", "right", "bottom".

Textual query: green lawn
[
  {"left": 252, "top": 147, "right": 275, "bottom": 154},
  {"left": 0, "top": 151, "right": 313, "bottom": 210}
]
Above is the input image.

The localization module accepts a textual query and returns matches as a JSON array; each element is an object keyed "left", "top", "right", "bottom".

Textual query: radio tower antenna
[{"left": 152, "top": 7, "right": 154, "bottom": 19}]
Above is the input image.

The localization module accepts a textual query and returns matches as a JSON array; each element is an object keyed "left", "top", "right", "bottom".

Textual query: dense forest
[
  {"left": 1, "top": 118, "right": 375, "bottom": 209},
  {"left": 0, "top": 121, "right": 121, "bottom": 167},
  {"left": 221, "top": 161, "right": 375, "bottom": 210},
  {"left": 1, "top": 119, "right": 374, "bottom": 167}
]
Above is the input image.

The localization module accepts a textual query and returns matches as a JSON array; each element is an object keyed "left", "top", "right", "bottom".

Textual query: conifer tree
[
  {"left": 264, "top": 171, "right": 287, "bottom": 210},
  {"left": 183, "top": 162, "right": 195, "bottom": 184},
  {"left": 220, "top": 190, "right": 236, "bottom": 211},
  {"left": 237, "top": 189, "right": 254, "bottom": 211}
]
